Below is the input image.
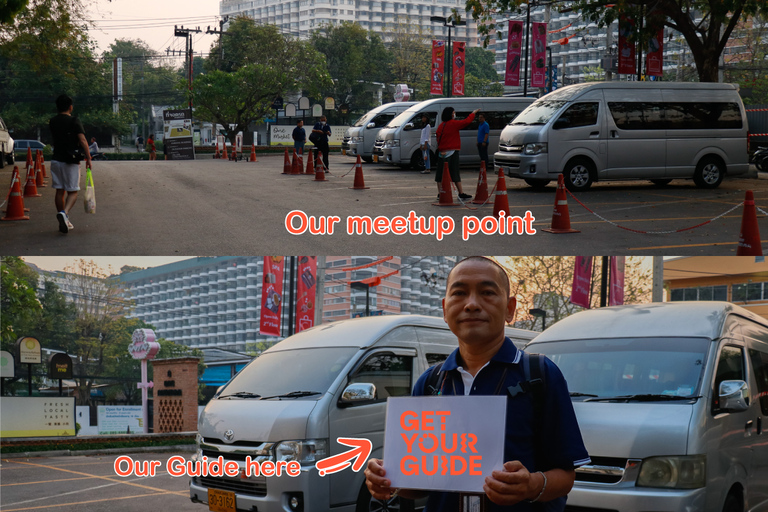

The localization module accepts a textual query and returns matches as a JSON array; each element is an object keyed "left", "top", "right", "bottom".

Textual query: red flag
[
  {"left": 504, "top": 21, "right": 524, "bottom": 86},
  {"left": 609, "top": 256, "right": 626, "bottom": 306},
  {"left": 645, "top": 29, "right": 664, "bottom": 76},
  {"left": 260, "top": 256, "right": 285, "bottom": 336},
  {"left": 431, "top": 40, "right": 445, "bottom": 95},
  {"left": 530, "top": 22, "right": 547, "bottom": 88},
  {"left": 570, "top": 256, "right": 593, "bottom": 308},
  {"left": 618, "top": 15, "right": 636, "bottom": 75},
  {"left": 452, "top": 41, "right": 466, "bottom": 96},
  {"left": 295, "top": 256, "right": 317, "bottom": 334}
]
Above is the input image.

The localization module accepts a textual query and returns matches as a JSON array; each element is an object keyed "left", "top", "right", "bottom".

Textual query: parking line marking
[
  {"left": 627, "top": 240, "right": 768, "bottom": 250},
  {"left": 1, "top": 476, "right": 99, "bottom": 486},
  {"left": 1, "top": 491, "right": 169, "bottom": 511}
]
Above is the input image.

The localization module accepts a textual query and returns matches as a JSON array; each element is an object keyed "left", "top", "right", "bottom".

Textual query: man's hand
[
  {"left": 483, "top": 461, "right": 542, "bottom": 506},
  {"left": 364, "top": 458, "right": 396, "bottom": 501}
]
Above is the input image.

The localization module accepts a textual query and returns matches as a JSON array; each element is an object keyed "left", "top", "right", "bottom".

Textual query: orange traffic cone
[
  {"left": 737, "top": 190, "right": 763, "bottom": 256},
  {"left": 214, "top": 144, "right": 220, "bottom": 159},
  {"left": 490, "top": 167, "right": 510, "bottom": 217},
  {"left": 39, "top": 151, "right": 47, "bottom": 179},
  {"left": 1, "top": 167, "right": 30, "bottom": 221},
  {"left": 222, "top": 143, "right": 228, "bottom": 161},
  {"left": 25, "top": 147, "right": 33, "bottom": 170},
  {"left": 305, "top": 148, "right": 314, "bottom": 175},
  {"left": 35, "top": 153, "right": 46, "bottom": 188},
  {"left": 314, "top": 150, "right": 329, "bottom": 182},
  {"left": 297, "top": 150, "right": 303, "bottom": 174},
  {"left": 349, "top": 155, "right": 369, "bottom": 190},
  {"left": 23, "top": 164, "right": 41, "bottom": 197},
  {"left": 291, "top": 150, "right": 301, "bottom": 175},
  {"left": 283, "top": 148, "right": 292, "bottom": 174},
  {"left": 473, "top": 161, "right": 490, "bottom": 205},
  {"left": 433, "top": 162, "right": 456, "bottom": 206},
  {"left": 250, "top": 145, "right": 257, "bottom": 162},
  {"left": 542, "top": 174, "right": 580, "bottom": 233}
]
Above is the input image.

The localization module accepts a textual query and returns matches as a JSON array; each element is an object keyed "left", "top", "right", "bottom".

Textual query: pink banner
[
  {"left": 570, "top": 256, "right": 593, "bottom": 308},
  {"left": 260, "top": 256, "right": 285, "bottom": 336},
  {"left": 431, "top": 40, "right": 445, "bottom": 95},
  {"left": 452, "top": 41, "right": 466, "bottom": 96},
  {"left": 618, "top": 15, "right": 636, "bottom": 75},
  {"left": 530, "top": 22, "right": 547, "bottom": 88},
  {"left": 504, "top": 21, "right": 524, "bottom": 86},
  {"left": 295, "top": 256, "right": 317, "bottom": 334},
  {"left": 609, "top": 256, "right": 625, "bottom": 306},
  {"left": 646, "top": 29, "right": 663, "bottom": 76}
]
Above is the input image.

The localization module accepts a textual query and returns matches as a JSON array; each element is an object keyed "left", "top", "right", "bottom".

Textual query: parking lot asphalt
[{"left": 0, "top": 155, "right": 766, "bottom": 255}]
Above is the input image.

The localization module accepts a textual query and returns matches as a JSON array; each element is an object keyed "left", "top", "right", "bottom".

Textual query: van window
[
  {"left": 608, "top": 102, "right": 665, "bottom": 130},
  {"left": 410, "top": 112, "right": 438, "bottom": 130},
  {"left": 511, "top": 100, "right": 567, "bottom": 126},
  {"left": 607, "top": 102, "right": 742, "bottom": 130},
  {"left": 371, "top": 113, "right": 395, "bottom": 128},
  {"left": 426, "top": 353, "right": 449, "bottom": 366},
  {"left": 748, "top": 348, "right": 768, "bottom": 415},
  {"left": 554, "top": 102, "right": 599, "bottom": 129},
  {"left": 712, "top": 345, "right": 745, "bottom": 413},
  {"left": 348, "top": 352, "right": 413, "bottom": 400}
]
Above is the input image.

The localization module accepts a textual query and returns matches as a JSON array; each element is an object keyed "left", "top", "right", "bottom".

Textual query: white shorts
[{"left": 50, "top": 160, "right": 81, "bottom": 191}]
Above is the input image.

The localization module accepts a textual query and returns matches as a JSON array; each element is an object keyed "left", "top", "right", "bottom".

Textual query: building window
[
  {"left": 732, "top": 282, "right": 768, "bottom": 302},
  {"left": 670, "top": 285, "right": 728, "bottom": 302}
]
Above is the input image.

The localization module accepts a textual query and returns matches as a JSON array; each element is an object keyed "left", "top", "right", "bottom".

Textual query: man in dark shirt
[
  {"left": 49, "top": 94, "right": 92, "bottom": 234},
  {"left": 292, "top": 120, "right": 306, "bottom": 156},
  {"left": 312, "top": 116, "right": 332, "bottom": 172}
]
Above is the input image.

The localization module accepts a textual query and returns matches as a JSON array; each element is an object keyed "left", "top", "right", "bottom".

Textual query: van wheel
[
  {"left": 356, "top": 484, "right": 414, "bottom": 512},
  {"left": 722, "top": 492, "right": 742, "bottom": 512},
  {"left": 562, "top": 158, "right": 595, "bottom": 192},
  {"left": 0, "top": 153, "right": 5, "bottom": 169},
  {"left": 650, "top": 179, "right": 672, "bottom": 186},
  {"left": 410, "top": 150, "right": 426, "bottom": 171},
  {"left": 362, "top": 156, "right": 373, "bottom": 163},
  {"left": 693, "top": 157, "right": 725, "bottom": 189},
  {"left": 524, "top": 178, "right": 551, "bottom": 189}
]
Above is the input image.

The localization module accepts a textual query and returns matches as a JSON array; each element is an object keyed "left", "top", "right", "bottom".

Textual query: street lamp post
[
  {"left": 529, "top": 308, "right": 547, "bottom": 331},
  {"left": 350, "top": 281, "right": 371, "bottom": 317},
  {"left": 430, "top": 15, "right": 466, "bottom": 98}
]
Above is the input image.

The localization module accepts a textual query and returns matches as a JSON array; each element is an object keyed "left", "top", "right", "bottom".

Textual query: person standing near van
[
  {"left": 147, "top": 134, "right": 156, "bottom": 161},
  {"left": 420, "top": 113, "right": 432, "bottom": 174},
  {"left": 293, "top": 120, "right": 306, "bottom": 156},
  {"left": 312, "top": 116, "right": 332, "bottom": 172},
  {"left": 477, "top": 113, "right": 490, "bottom": 167},
  {"left": 49, "top": 94, "right": 92, "bottom": 234},
  {"left": 365, "top": 256, "right": 590, "bottom": 512},
  {"left": 435, "top": 107, "right": 478, "bottom": 200}
]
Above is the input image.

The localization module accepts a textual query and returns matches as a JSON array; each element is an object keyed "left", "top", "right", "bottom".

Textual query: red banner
[
  {"left": 609, "top": 256, "right": 626, "bottom": 306},
  {"left": 618, "top": 15, "right": 636, "bottom": 75},
  {"left": 530, "top": 22, "right": 547, "bottom": 88},
  {"left": 260, "top": 256, "right": 285, "bottom": 336},
  {"left": 452, "top": 41, "right": 466, "bottom": 96},
  {"left": 431, "top": 40, "right": 445, "bottom": 95},
  {"left": 645, "top": 29, "right": 663, "bottom": 76},
  {"left": 295, "top": 256, "right": 317, "bottom": 334},
  {"left": 570, "top": 256, "right": 593, "bottom": 308},
  {"left": 504, "top": 21, "right": 524, "bottom": 86}
]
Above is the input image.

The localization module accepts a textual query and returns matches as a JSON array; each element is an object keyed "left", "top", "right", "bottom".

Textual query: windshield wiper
[
  {"left": 584, "top": 394, "right": 700, "bottom": 402},
  {"left": 260, "top": 391, "right": 322, "bottom": 400},
  {"left": 218, "top": 392, "right": 262, "bottom": 399},
  {"left": 570, "top": 392, "right": 598, "bottom": 397}
]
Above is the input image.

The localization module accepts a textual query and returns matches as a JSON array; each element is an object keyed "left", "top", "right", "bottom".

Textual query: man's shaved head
[{"left": 446, "top": 257, "right": 510, "bottom": 298}]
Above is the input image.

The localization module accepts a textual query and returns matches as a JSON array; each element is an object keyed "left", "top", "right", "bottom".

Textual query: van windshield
[
  {"left": 387, "top": 109, "right": 418, "bottom": 129},
  {"left": 510, "top": 100, "right": 567, "bottom": 126},
  {"left": 352, "top": 112, "right": 375, "bottom": 127},
  {"left": 534, "top": 337, "right": 709, "bottom": 400},
  {"left": 217, "top": 347, "right": 358, "bottom": 400}
]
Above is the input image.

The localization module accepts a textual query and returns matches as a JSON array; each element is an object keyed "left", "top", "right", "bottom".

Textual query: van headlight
[
  {"left": 352, "top": 136, "right": 362, "bottom": 143},
  {"left": 523, "top": 143, "right": 547, "bottom": 155},
  {"left": 391, "top": 139, "right": 400, "bottom": 147},
  {"left": 274, "top": 439, "right": 328, "bottom": 465},
  {"left": 637, "top": 455, "right": 706, "bottom": 489}
]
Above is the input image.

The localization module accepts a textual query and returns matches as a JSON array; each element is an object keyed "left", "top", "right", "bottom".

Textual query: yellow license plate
[
  {"left": 342, "top": 149, "right": 346, "bottom": 155},
  {"left": 208, "top": 488, "right": 236, "bottom": 512},
  {"left": 373, "top": 155, "right": 379, "bottom": 163}
]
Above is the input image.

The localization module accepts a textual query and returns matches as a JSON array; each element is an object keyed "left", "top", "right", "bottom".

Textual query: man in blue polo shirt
[
  {"left": 477, "top": 113, "right": 490, "bottom": 168},
  {"left": 365, "top": 256, "right": 590, "bottom": 511}
]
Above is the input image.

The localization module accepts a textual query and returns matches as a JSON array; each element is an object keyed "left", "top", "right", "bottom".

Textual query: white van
[
  {"left": 494, "top": 82, "right": 749, "bottom": 191},
  {"left": 526, "top": 302, "right": 768, "bottom": 512},
  {"left": 189, "top": 314, "right": 536, "bottom": 512},
  {"left": 0, "top": 116, "right": 12, "bottom": 168},
  {"left": 374, "top": 97, "right": 535, "bottom": 171},
  {"left": 343, "top": 102, "right": 416, "bottom": 162}
]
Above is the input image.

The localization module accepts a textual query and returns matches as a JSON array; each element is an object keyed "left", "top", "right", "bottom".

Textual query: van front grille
[
  {"left": 197, "top": 475, "right": 267, "bottom": 497},
  {"left": 575, "top": 456, "right": 629, "bottom": 484},
  {"left": 499, "top": 144, "right": 523, "bottom": 153}
]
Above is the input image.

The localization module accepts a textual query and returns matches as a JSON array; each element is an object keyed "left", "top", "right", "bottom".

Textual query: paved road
[
  {"left": 1, "top": 155, "right": 765, "bottom": 255},
  {"left": 0, "top": 453, "right": 202, "bottom": 512}
]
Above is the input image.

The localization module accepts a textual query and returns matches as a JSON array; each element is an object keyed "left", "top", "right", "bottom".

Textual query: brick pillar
[{"left": 151, "top": 357, "right": 200, "bottom": 433}]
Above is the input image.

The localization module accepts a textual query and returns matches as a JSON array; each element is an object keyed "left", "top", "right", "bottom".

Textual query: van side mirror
[
  {"left": 366, "top": 122, "right": 376, "bottom": 129},
  {"left": 553, "top": 118, "right": 571, "bottom": 130},
  {"left": 719, "top": 380, "right": 749, "bottom": 412},
  {"left": 403, "top": 123, "right": 414, "bottom": 131},
  {"left": 338, "top": 383, "right": 377, "bottom": 407}
]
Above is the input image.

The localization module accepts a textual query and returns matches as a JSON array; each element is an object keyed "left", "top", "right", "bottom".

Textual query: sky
[
  {"left": 84, "top": 0, "right": 222, "bottom": 58},
  {"left": 23, "top": 256, "right": 192, "bottom": 274}
]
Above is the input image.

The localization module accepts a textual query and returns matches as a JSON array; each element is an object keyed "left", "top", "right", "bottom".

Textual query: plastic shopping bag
[{"left": 83, "top": 167, "right": 96, "bottom": 214}]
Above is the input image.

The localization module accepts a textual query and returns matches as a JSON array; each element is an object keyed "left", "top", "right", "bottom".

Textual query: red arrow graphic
[{"left": 315, "top": 437, "right": 373, "bottom": 477}]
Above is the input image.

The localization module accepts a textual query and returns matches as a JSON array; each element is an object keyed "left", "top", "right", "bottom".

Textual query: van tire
[
  {"left": 0, "top": 153, "right": 5, "bottom": 169},
  {"left": 362, "top": 156, "right": 373, "bottom": 163},
  {"left": 410, "top": 150, "right": 435, "bottom": 172},
  {"left": 356, "top": 484, "right": 414, "bottom": 512},
  {"left": 722, "top": 492, "right": 742, "bottom": 512},
  {"left": 524, "top": 178, "right": 551, "bottom": 189},
  {"left": 650, "top": 179, "right": 672, "bottom": 186},
  {"left": 693, "top": 156, "right": 725, "bottom": 189},
  {"left": 562, "top": 158, "right": 595, "bottom": 192}
]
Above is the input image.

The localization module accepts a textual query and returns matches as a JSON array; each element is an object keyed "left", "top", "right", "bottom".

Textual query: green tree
[
  {"left": 385, "top": 19, "right": 432, "bottom": 100},
  {"left": 0, "top": 257, "right": 41, "bottom": 350},
  {"left": 465, "top": 75, "right": 504, "bottom": 96},
  {"left": 0, "top": 0, "right": 27, "bottom": 24},
  {"left": 466, "top": 0, "right": 768, "bottom": 82},
  {"left": 466, "top": 46, "right": 499, "bottom": 81},
  {"left": 192, "top": 20, "right": 331, "bottom": 144}
]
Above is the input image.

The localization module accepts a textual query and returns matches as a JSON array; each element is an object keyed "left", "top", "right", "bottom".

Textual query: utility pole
[
  {"left": 206, "top": 16, "right": 229, "bottom": 70},
  {"left": 174, "top": 25, "right": 202, "bottom": 110}
]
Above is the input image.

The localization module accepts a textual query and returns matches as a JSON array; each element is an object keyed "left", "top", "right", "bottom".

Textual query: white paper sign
[{"left": 383, "top": 395, "right": 506, "bottom": 493}]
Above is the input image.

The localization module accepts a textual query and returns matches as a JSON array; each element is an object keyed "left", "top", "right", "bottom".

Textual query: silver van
[
  {"left": 0, "top": 116, "right": 12, "bottom": 168},
  {"left": 374, "top": 97, "right": 534, "bottom": 171},
  {"left": 526, "top": 301, "right": 768, "bottom": 512},
  {"left": 494, "top": 82, "right": 749, "bottom": 191},
  {"left": 189, "top": 314, "right": 535, "bottom": 512},
  {"left": 343, "top": 102, "right": 416, "bottom": 162}
]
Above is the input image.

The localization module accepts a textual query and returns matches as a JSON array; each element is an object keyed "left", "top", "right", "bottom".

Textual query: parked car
[
  {"left": 526, "top": 301, "right": 768, "bottom": 512},
  {"left": 495, "top": 82, "right": 749, "bottom": 191},
  {"left": 14, "top": 139, "right": 47, "bottom": 159},
  {"left": 0, "top": 116, "right": 12, "bottom": 167},
  {"left": 190, "top": 314, "right": 536, "bottom": 512}
]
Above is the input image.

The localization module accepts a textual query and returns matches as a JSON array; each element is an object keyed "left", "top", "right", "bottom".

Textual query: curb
[{"left": 1, "top": 443, "right": 196, "bottom": 459}]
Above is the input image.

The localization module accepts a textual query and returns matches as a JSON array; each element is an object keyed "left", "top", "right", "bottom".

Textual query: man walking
[
  {"left": 312, "top": 116, "right": 332, "bottom": 172},
  {"left": 293, "top": 120, "right": 306, "bottom": 156},
  {"left": 365, "top": 256, "right": 590, "bottom": 511},
  {"left": 49, "top": 94, "right": 92, "bottom": 234},
  {"left": 477, "top": 113, "right": 490, "bottom": 167}
]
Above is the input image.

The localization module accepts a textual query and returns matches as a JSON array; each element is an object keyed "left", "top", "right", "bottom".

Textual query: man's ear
[
  {"left": 506, "top": 296, "right": 516, "bottom": 324},
  {"left": 442, "top": 297, "right": 446, "bottom": 322}
]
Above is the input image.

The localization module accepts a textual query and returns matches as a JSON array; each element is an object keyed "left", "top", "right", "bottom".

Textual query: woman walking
[
  {"left": 434, "top": 107, "right": 479, "bottom": 200},
  {"left": 147, "top": 134, "right": 157, "bottom": 161}
]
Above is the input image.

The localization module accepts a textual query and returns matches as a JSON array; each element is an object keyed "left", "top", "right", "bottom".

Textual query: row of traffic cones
[
  {"left": 213, "top": 144, "right": 259, "bottom": 162},
  {"left": 3, "top": 148, "right": 48, "bottom": 221},
  {"left": 280, "top": 148, "right": 370, "bottom": 186}
]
